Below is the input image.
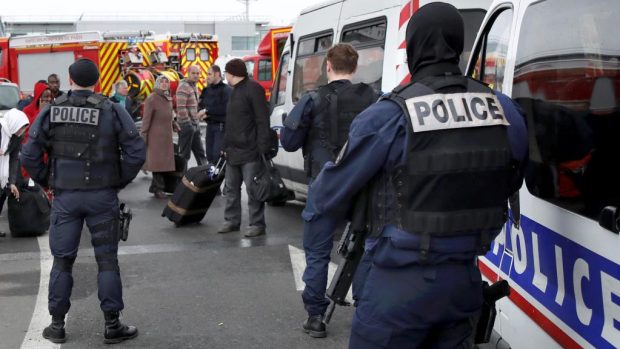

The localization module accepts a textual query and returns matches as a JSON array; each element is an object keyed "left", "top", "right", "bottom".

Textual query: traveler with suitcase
[
  {"left": 218, "top": 59, "right": 272, "bottom": 237},
  {"left": 141, "top": 75, "right": 181, "bottom": 199}
]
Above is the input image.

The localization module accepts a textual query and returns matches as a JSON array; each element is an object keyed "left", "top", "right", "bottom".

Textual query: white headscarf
[{"left": 0, "top": 108, "right": 30, "bottom": 187}]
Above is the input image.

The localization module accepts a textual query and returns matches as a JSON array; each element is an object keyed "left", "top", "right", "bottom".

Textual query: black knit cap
[
  {"left": 225, "top": 58, "right": 248, "bottom": 78},
  {"left": 69, "top": 58, "right": 100, "bottom": 87}
]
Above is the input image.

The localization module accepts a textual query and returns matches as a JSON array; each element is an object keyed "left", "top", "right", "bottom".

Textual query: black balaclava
[{"left": 406, "top": 2, "right": 464, "bottom": 80}]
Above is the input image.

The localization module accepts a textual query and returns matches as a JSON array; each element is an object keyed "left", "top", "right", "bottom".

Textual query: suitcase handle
[{"left": 213, "top": 157, "right": 227, "bottom": 178}]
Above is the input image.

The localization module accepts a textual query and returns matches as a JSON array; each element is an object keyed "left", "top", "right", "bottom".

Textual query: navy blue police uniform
[
  {"left": 302, "top": 4, "right": 528, "bottom": 346},
  {"left": 281, "top": 79, "right": 378, "bottom": 321},
  {"left": 21, "top": 82, "right": 145, "bottom": 342}
]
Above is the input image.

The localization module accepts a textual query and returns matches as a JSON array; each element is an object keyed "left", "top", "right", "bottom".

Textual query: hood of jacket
[{"left": 406, "top": 2, "right": 464, "bottom": 81}]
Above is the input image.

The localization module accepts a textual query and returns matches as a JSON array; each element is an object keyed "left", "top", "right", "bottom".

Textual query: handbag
[{"left": 248, "top": 154, "right": 292, "bottom": 203}]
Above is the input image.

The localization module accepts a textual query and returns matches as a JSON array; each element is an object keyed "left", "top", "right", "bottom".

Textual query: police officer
[
  {"left": 21, "top": 58, "right": 146, "bottom": 344},
  {"left": 302, "top": 3, "right": 528, "bottom": 348},
  {"left": 281, "top": 42, "right": 378, "bottom": 338}
]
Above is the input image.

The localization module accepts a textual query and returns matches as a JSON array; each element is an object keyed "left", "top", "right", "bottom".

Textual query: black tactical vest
[
  {"left": 48, "top": 93, "right": 121, "bottom": 189},
  {"left": 303, "top": 82, "right": 377, "bottom": 178},
  {"left": 378, "top": 76, "right": 514, "bottom": 254}
]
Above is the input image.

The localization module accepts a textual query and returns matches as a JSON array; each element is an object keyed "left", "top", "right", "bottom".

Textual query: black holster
[
  {"left": 119, "top": 203, "right": 132, "bottom": 241},
  {"left": 474, "top": 280, "right": 510, "bottom": 344}
]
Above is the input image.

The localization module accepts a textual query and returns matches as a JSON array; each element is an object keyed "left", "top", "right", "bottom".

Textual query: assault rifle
[{"left": 324, "top": 190, "right": 369, "bottom": 324}]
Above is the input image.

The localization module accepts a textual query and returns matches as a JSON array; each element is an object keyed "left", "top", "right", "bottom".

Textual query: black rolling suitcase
[
  {"left": 162, "top": 159, "right": 226, "bottom": 226},
  {"left": 8, "top": 184, "right": 51, "bottom": 237},
  {"left": 162, "top": 154, "right": 186, "bottom": 194}
]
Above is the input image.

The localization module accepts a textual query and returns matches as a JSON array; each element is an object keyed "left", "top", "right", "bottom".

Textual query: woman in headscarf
[
  {"left": 0, "top": 109, "right": 30, "bottom": 236},
  {"left": 140, "top": 75, "right": 177, "bottom": 199}
]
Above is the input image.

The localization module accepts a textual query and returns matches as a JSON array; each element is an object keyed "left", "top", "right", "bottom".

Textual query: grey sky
[{"left": 1, "top": 0, "right": 327, "bottom": 25}]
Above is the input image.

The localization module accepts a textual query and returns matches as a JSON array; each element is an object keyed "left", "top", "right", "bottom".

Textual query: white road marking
[
  {"left": 288, "top": 245, "right": 352, "bottom": 302},
  {"left": 20, "top": 234, "right": 60, "bottom": 349}
]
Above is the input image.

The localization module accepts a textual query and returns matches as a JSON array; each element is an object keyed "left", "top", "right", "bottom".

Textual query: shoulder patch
[
  {"left": 405, "top": 92, "right": 509, "bottom": 133},
  {"left": 50, "top": 106, "right": 100, "bottom": 126}
]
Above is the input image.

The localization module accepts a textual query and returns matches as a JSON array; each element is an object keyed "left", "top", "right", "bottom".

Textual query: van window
[
  {"left": 258, "top": 58, "right": 272, "bottom": 81},
  {"left": 274, "top": 52, "right": 290, "bottom": 106},
  {"left": 512, "top": 0, "right": 620, "bottom": 220},
  {"left": 292, "top": 32, "right": 333, "bottom": 102},
  {"left": 0, "top": 84, "right": 20, "bottom": 110},
  {"left": 342, "top": 19, "right": 386, "bottom": 92},
  {"left": 470, "top": 8, "right": 513, "bottom": 90},
  {"left": 459, "top": 10, "right": 487, "bottom": 73}
]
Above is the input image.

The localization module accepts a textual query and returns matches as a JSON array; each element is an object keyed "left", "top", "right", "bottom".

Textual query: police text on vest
[
  {"left": 405, "top": 93, "right": 509, "bottom": 132},
  {"left": 51, "top": 106, "right": 100, "bottom": 126}
]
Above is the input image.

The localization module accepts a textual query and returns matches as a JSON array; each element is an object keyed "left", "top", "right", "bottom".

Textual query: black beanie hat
[
  {"left": 69, "top": 58, "right": 100, "bottom": 87},
  {"left": 225, "top": 59, "right": 248, "bottom": 78}
]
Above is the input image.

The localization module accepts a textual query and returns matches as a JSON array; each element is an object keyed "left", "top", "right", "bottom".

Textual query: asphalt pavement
[{"left": 0, "top": 170, "right": 354, "bottom": 349}]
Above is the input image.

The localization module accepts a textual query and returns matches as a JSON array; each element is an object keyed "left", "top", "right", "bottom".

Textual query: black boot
[
  {"left": 103, "top": 311, "right": 138, "bottom": 344},
  {"left": 303, "top": 315, "right": 327, "bottom": 338},
  {"left": 42, "top": 315, "right": 66, "bottom": 343}
]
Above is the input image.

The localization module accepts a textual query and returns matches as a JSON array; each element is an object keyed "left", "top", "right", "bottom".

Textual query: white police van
[
  {"left": 466, "top": 0, "right": 620, "bottom": 347},
  {"left": 269, "top": 0, "right": 492, "bottom": 197}
]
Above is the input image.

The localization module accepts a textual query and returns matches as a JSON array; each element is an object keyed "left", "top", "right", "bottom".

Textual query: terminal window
[{"left": 232, "top": 36, "right": 259, "bottom": 51}]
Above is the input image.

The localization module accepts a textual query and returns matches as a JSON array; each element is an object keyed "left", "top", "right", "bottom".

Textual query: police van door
[{"left": 468, "top": 0, "right": 620, "bottom": 348}]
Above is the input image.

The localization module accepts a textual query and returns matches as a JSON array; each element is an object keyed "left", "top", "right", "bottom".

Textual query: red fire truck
[
  {"left": 0, "top": 31, "right": 218, "bottom": 116},
  {"left": 243, "top": 26, "right": 291, "bottom": 101}
]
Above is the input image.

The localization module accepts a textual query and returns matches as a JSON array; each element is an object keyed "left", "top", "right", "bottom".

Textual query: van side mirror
[{"left": 599, "top": 206, "right": 620, "bottom": 234}]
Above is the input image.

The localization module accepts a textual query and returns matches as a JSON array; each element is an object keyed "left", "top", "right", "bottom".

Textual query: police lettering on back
[
  {"left": 50, "top": 106, "right": 100, "bottom": 126},
  {"left": 406, "top": 92, "right": 510, "bottom": 132}
]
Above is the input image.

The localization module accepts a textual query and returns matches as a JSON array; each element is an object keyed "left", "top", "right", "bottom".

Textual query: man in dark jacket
[
  {"left": 198, "top": 65, "right": 232, "bottom": 164},
  {"left": 219, "top": 58, "right": 271, "bottom": 237},
  {"left": 48, "top": 73, "right": 65, "bottom": 101}
]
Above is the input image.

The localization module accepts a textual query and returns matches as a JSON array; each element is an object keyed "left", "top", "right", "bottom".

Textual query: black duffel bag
[
  {"left": 8, "top": 183, "right": 51, "bottom": 237},
  {"left": 248, "top": 154, "right": 292, "bottom": 203}
]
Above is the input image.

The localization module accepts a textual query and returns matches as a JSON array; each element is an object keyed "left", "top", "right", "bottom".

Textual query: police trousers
[
  {"left": 48, "top": 189, "right": 124, "bottom": 317},
  {"left": 349, "top": 258, "right": 483, "bottom": 348},
  {"left": 301, "top": 211, "right": 370, "bottom": 316}
]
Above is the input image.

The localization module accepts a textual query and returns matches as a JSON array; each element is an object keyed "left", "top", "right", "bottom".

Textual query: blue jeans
[
  {"left": 205, "top": 122, "right": 225, "bottom": 164},
  {"left": 48, "top": 189, "right": 124, "bottom": 316}
]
